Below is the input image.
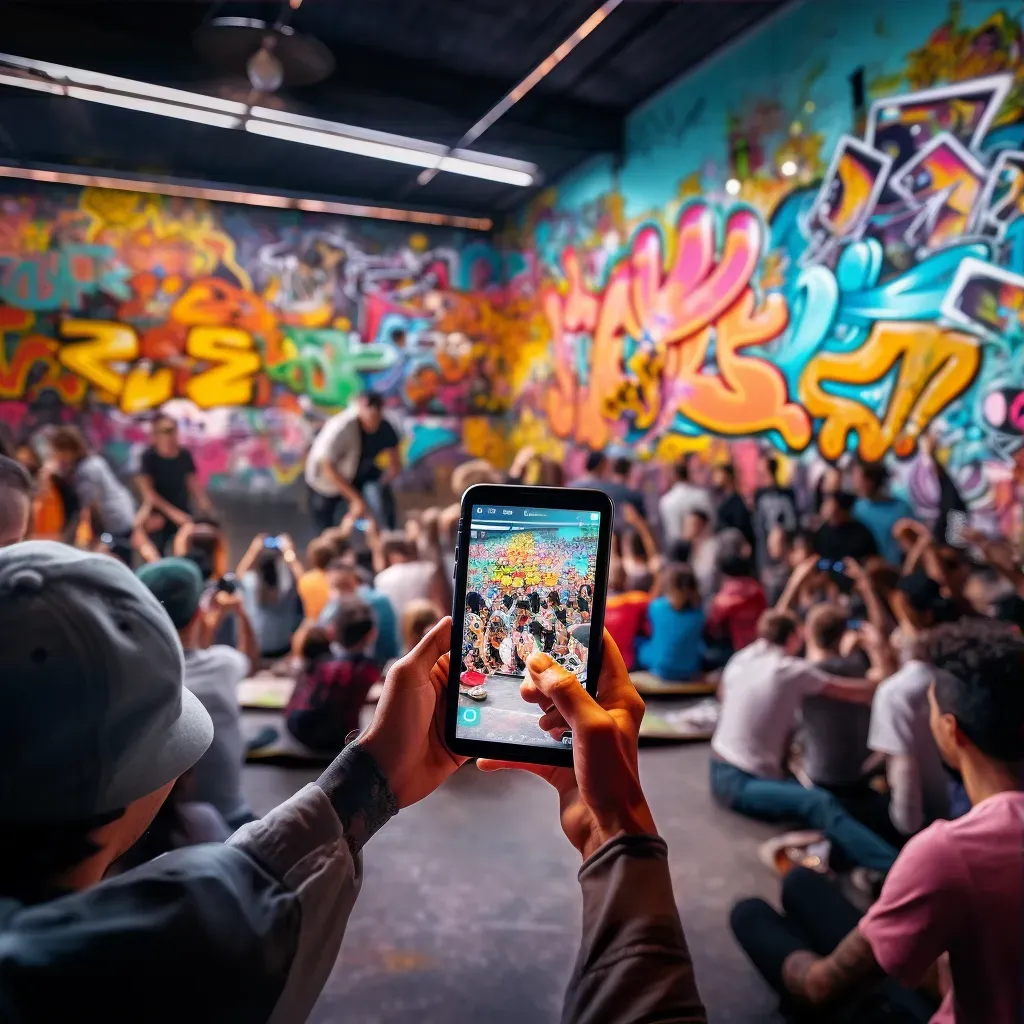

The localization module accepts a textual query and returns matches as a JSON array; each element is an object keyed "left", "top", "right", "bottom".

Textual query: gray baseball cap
[{"left": 0, "top": 541, "right": 214, "bottom": 822}]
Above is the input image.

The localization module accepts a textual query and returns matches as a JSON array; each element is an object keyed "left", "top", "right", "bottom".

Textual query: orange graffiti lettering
[
  {"left": 542, "top": 203, "right": 806, "bottom": 449},
  {"left": 800, "top": 321, "right": 980, "bottom": 461}
]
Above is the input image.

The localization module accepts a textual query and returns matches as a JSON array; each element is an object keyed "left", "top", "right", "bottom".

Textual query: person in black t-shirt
[
  {"left": 136, "top": 414, "right": 210, "bottom": 553},
  {"left": 752, "top": 454, "right": 799, "bottom": 572},
  {"left": 352, "top": 392, "right": 400, "bottom": 529},
  {"left": 712, "top": 463, "right": 756, "bottom": 553},
  {"left": 813, "top": 490, "right": 878, "bottom": 564}
]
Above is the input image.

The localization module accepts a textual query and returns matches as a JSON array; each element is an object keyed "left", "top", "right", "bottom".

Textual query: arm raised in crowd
[
  {"left": 775, "top": 555, "right": 819, "bottom": 614},
  {"left": 479, "top": 635, "right": 706, "bottom": 1024},
  {"left": 962, "top": 526, "right": 1024, "bottom": 598}
]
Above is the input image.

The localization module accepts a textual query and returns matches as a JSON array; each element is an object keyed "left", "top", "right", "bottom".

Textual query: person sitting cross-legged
[
  {"left": 710, "top": 609, "right": 899, "bottom": 872},
  {"left": 731, "top": 619, "right": 1024, "bottom": 1023}
]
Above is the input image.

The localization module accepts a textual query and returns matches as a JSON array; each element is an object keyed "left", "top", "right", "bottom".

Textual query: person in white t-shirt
[
  {"left": 659, "top": 455, "right": 713, "bottom": 546},
  {"left": 869, "top": 648, "right": 953, "bottom": 837},
  {"left": 710, "top": 609, "right": 899, "bottom": 871}
]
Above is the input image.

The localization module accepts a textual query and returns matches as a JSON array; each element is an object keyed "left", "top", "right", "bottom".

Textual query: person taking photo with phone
[{"left": 0, "top": 542, "right": 705, "bottom": 1023}]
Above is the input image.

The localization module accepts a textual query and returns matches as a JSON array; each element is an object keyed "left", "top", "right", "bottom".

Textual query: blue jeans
[{"left": 710, "top": 759, "right": 898, "bottom": 872}]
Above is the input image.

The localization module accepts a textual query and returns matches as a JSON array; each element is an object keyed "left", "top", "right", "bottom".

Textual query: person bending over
[
  {"left": 286, "top": 597, "right": 381, "bottom": 753},
  {"left": 0, "top": 542, "right": 706, "bottom": 1023},
  {"left": 710, "top": 610, "right": 898, "bottom": 872},
  {"left": 731, "top": 619, "right": 1024, "bottom": 1023},
  {"left": 48, "top": 426, "right": 136, "bottom": 561},
  {"left": 304, "top": 390, "right": 401, "bottom": 531},
  {"left": 138, "top": 557, "right": 257, "bottom": 831}
]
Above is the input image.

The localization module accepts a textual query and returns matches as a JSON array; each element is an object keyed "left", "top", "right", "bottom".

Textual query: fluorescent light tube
[
  {"left": 65, "top": 87, "right": 241, "bottom": 128},
  {"left": 245, "top": 120, "right": 534, "bottom": 186},
  {"left": 0, "top": 52, "right": 247, "bottom": 114},
  {"left": 0, "top": 52, "right": 537, "bottom": 186},
  {"left": 0, "top": 71, "right": 65, "bottom": 95}
]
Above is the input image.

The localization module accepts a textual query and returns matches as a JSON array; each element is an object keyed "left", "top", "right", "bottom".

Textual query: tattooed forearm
[
  {"left": 783, "top": 929, "right": 885, "bottom": 1007},
  {"left": 316, "top": 741, "right": 398, "bottom": 857}
]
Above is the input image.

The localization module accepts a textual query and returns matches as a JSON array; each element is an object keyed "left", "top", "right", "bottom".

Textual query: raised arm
[
  {"left": 623, "top": 503, "right": 663, "bottom": 575},
  {"left": 962, "top": 526, "right": 1024, "bottom": 598},
  {"left": 775, "top": 555, "right": 819, "bottom": 613}
]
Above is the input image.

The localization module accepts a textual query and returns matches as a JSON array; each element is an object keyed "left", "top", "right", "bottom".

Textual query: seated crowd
[{"left": 0, "top": 419, "right": 1020, "bottom": 1023}]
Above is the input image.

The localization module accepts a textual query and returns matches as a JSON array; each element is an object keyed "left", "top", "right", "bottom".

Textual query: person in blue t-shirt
[
  {"left": 636, "top": 563, "right": 705, "bottom": 680},
  {"left": 851, "top": 461, "right": 914, "bottom": 567}
]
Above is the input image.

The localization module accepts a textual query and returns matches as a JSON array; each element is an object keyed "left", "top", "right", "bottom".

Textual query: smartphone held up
[{"left": 445, "top": 484, "right": 613, "bottom": 767}]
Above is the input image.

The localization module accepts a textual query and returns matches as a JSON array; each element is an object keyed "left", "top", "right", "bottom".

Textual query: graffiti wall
[
  {"left": 505, "top": 0, "right": 1024, "bottom": 534},
  {"left": 0, "top": 182, "right": 513, "bottom": 493}
]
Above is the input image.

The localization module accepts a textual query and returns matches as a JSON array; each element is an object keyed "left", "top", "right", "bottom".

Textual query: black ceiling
[{"left": 0, "top": 0, "right": 786, "bottom": 220}]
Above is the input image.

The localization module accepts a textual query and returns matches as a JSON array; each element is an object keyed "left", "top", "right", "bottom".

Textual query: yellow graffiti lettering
[
  {"left": 184, "top": 326, "right": 261, "bottom": 409},
  {"left": 800, "top": 321, "right": 980, "bottom": 462},
  {"left": 57, "top": 320, "right": 138, "bottom": 397},
  {"left": 121, "top": 365, "right": 174, "bottom": 414}
]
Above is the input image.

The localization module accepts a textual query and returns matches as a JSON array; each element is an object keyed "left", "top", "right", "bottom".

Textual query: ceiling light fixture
[
  {"left": 245, "top": 118, "right": 534, "bottom": 186},
  {"left": 65, "top": 86, "right": 242, "bottom": 128},
  {"left": 416, "top": 0, "right": 624, "bottom": 189},
  {"left": 0, "top": 162, "right": 493, "bottom": 230},
  {"left": 0, "top": 52, "right": 539, "bottom": 187},
  {"left": 725, "top": 178, "right": 742, "bottom": 196},
  {"left": 780, "top": 159, "right": 798, "bottom": 177}
]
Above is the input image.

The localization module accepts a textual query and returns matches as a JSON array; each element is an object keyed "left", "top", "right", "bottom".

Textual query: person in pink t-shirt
[{"left": 731, "top": 618, "right": 1024, "bottom": 1023}]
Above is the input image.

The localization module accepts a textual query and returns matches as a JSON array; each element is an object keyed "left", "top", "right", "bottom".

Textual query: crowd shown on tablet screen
[{"left": 0, "top": 406, "right": 1021, "bottom": 1023}]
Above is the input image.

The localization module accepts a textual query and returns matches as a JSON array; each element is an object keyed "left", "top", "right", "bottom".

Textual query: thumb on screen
[{"left": 526, "top": 652, "right": 600, "bottom": 732}]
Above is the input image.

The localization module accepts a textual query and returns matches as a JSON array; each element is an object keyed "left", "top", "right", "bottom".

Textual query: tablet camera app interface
[{"left": 457, "top": 503, "right": 601, "bottom": 749}]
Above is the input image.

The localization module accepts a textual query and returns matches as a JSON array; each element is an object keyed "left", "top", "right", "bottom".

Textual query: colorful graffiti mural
[
  {"left": 0, "top": 185, "right": 510, "bottom": 492},
  {"left": 506, "top": 1, "right": 1024, "bottom": 533}
]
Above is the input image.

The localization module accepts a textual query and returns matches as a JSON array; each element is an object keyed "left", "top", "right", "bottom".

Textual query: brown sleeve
[{"left": 562, "top": 835, "right": 707, "bottom": 1024}]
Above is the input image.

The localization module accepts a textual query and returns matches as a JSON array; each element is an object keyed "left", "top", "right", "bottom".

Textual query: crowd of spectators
[{"left": 0, "top": 411, "right": 1020, "bottom": 1023}]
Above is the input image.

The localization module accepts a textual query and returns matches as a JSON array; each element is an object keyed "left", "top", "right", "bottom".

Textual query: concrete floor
[{"left": 242, "top": 743, "right": 787, "bottom": 1024}]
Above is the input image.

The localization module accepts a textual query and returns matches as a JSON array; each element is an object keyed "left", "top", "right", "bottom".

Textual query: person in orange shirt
[
  {"left": 297, "top": 536, "right": 335, "bottom": 621},
  {"left": 14, "top": 443, "right": 66, "bottom": 540}
]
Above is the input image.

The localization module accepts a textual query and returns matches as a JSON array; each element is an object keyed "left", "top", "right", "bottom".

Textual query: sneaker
[
  {"left": 759, "top": 831, "right": 830, "bottom": 876},
  {"left": 461, "top": 685, "right": 488, "bottom": 702}
]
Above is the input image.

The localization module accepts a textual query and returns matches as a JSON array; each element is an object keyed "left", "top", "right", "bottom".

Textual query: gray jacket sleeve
[
  {"left": 562, "top": 835, "right": 706, "bottom": 1024},
  {"left": 0, "top": 774, "right": 376, "bottom": 1024}
]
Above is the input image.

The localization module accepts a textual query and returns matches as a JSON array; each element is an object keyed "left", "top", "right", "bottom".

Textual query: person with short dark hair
[
  {"left": 704, "top": 550, "right": 767, "bottom": 656},
  {"left": 286, "top": 596, "right": 381, "bottom": 753},
  {"left": 304, "top": 390, "right": 401, "bottom": 530},
  {"left": 752, "top": 453, "right": 799, "bottom": 573},
  {"left": 659, "top": 454, "right": 713, "bottom": 546},
  {"left": 851, "top": 460, "right": 914, "bottom": 566},
  {"left": 136, "top": 414, "right": 210, "bottom": 554},
  {"left": 814, "top": 489, "right": 879, "bottom": 564},
  {"left": 609, "top": 455, "right": 646, "bottom": 517},
  {"left": 732, "top": 619, "right": 1024, "bottom": 1023},
  {"left": 636, "top": 563, "right": 705, "bottom": 680},
  {"left": 49, "top": 426, "right": 136, "bottom": 559},
  {"left": 710, "top": 609, "right": 899, "bottom": 871},
  {"left": 138, "top": 557, "right": 256, "bottom": 829},
  {"left": 712, "top": 464, "right": 756, "bottom": 552},
  {"left": 0, "top": 453, "right": 32, "bottom": 546}
]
